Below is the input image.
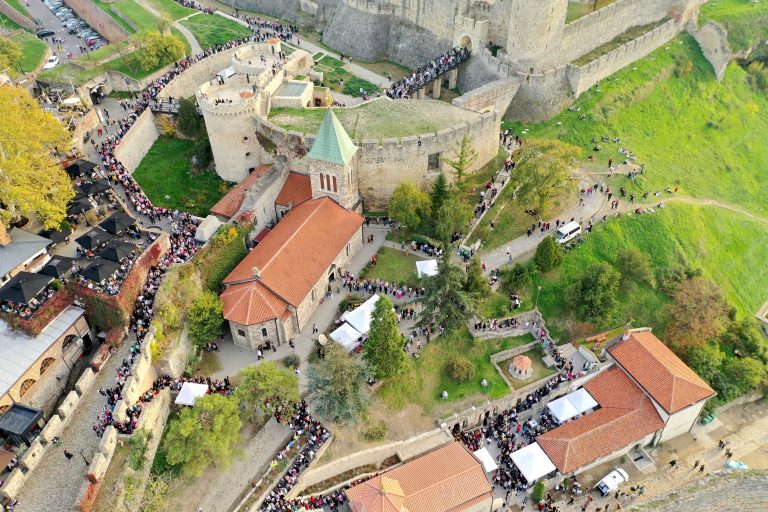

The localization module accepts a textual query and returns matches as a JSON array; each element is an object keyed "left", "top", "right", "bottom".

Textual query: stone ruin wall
[
  {"left": 689, "top": 20, "right": 731, "bottom": 81},
  {"left": 114, "top": 109, "right": 160, "bottom": 174}
]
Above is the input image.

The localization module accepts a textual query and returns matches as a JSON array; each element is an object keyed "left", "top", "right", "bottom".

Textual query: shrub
[
  {"left": 504, "top": 263, "right": 531, "bottom": 291},
  {"left": 361, "top": 419, "right": 388, "bottom": 441},
  {"left": 128, "top": 428, "right": 153, "bottom": 471},
  {"left": 446, "top": 356, "right": 475, "bottom": 383},
  {"left": 532, "top": 481, "right": 545, "bottom": 503},
  {"left": 283, "top": 354, "right": 301, "bottom": 369},
  {"left": 534, "top": 236, "right": 563, "bottom": 272}
]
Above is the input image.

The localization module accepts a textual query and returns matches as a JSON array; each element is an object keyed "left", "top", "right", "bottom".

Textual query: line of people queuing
[{"left": 386, "top": 46, "right": 471, "bottom": 98}]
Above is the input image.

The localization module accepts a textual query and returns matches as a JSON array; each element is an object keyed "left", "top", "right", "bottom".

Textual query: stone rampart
[
  {"left": 0, "top": 0, "right": 35, "bottom": 30},
  {"left": 505, "top": 65, "right": 573, "bottom": 121},
  {"left": 453, "top": 76, "right": 520, "bottom": 117},
  {"left": 159, "top": 46, "right": 243, "bottom": 100},
  {"left": 566, "top": 19, "right": 679, "bottom": 97},
  {"left": 115, "top": 109, "right": 159, "bottom": 174},
  {"left": 63, "top": 0, "right": 130, "bottom": 42},
  {"left": 75, "top": 367, "right": 96, "bottom": 395},
  {"left": 689, "top": 20, "right": 731, "bottom": 81}
]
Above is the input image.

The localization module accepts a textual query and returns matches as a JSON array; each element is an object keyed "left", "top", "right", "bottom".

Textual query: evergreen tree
[
  {"left": 430, "top": 172, "right": 449, "bottom": 214},
  {"left": 534, "top": 236, "right": 564, "bottom": 272},
  {"left": 417, "top": 249, "right": 477, "bottom": 331},
  {"left": 464, "top": 257, "right": 490, "bottom": 299},
  {"left": 441, "top": 135, "right": 478, "bottom": 186},
  {"left": 177, "top": 97, "right": 204, "bottom": 138},
  {"left": 307, "top": 343, "right": 368, "bottom": 423},
  {"left": 364, "top": 295, "right": 407, "bottom": 379},
  {"left": 565, "top": 262, "right": 620, "bottom": 323}
]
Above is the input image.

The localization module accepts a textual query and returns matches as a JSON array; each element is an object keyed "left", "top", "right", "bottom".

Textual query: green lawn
[
  {"left": 179, "top": 13, "right": 251, "bottom": 49},
  {"left": 499, "top": 346, "right": 556, "bottom": 389},
  {"left": 133, "top": 137, "right": 228, "bottom": 216},
  {"left": 313, "top": 55, "right": 381, "bottom": 97},
  {"left": 0, "top": 13, "right": 21, "bottom": 30},
  {"left": 506, "top": 34, "right": 768, "bottom": 218},
  {"left": 147, "top": 0, "right": 198, "bottom": 21},
  {"left": 92, "top": 0, "right": 140, "bottom": 33},
  {"left": 476, "top": 287, "right": 533, "bottom": 320},
  {"left": 12, "top": 31, "right": 47, "bottom": 73},
  {"left": 376, "top": 328, "right": 534, "bottom": 412},
  {"left": 533, "top": 202, "right": 768, "bottom": 343},
  {"left": 572, "top": 19, "right": 669, "bottom": 66},
  {"left": 4, "top": 0, "right": 29, "bottom": 17},
  {"left": 360, "top": 247, "right": 421, "bottom": 287},
  {"left": 700, "top": 0, "right": 768, "bottom": 51}
]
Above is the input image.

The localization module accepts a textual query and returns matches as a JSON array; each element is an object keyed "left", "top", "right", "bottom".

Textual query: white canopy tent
[
  {"left": 330, "top": 322, "right": 363, "bottom": 352},
  {"left": 510, "top": 443, "right": 557, "bottom": 484},
  {"left": 547, "top": 395, "right": 580, "bottom": 424},
  {"left": 341, "top": 294, "right": 380, "bottom": 335},
  {"left": 415, "top": 259, "right": 439, "bottom": 278},
  {"left": 195, "top": 215, "right": 223, "bottom": 243},
  {"left": 175, "top": 382, "right": 209, "bottom": 406},
  {"left": 216, "top": 66, "right": 236, "bottom": 80},
  {"left": 566, "top": 388, "right": 598, "bottom": 414},
  {"left": 473, "top": 447, "right": 499, "bottom": 473}
]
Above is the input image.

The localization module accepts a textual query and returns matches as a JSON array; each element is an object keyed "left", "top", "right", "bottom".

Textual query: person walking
[
  {"left": 669, "top": 459, "right": 677, "bottom": 469},
  {"left": 693, "top": 459, "right": 700, "bottom": 470},
  {"left": 699, "top": 465, "right": 706, "bottom": 473},
  {"left": 64, "top": 450, "right": 74, "bottom": 460}
]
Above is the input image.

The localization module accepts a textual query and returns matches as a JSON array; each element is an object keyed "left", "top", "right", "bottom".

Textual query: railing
[{"left": 386, "top": 45, "right": 471, "bottom": 98}]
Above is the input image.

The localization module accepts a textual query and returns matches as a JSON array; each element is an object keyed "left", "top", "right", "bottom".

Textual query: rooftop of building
[
  {"left": 210, "top": 165, "right": 273, "bottom": 219},
  {"left": 275, "top": 172, "right": 312, "bottom": 207},
  {"left": 0, "top": 228, "right": 51, "bottom": 280},
  {"left": 307, "top": 109, "right": 359, "bottom": 165},
  {"left": 268, "top": 97, "right": 482, "bottom": 139}
]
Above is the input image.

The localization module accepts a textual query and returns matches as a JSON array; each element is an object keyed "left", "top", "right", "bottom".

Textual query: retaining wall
[
  {"left": 0, "top": 0, "right": 35, "bottom": 30},
  {"left": 689, "top": 20, "right": 731, "bottom": 81},
  {"left": 63, "top": 0, "right": 130, "bottom": 43},
  {"left": 159, "top": 46, "right": 244, "bottom": 100},
  {"left": 115, "top": 109, "right": 160, "bottom": 173},
  {"left": 566, "top": 19, "right": 680, "bottom": 97}
]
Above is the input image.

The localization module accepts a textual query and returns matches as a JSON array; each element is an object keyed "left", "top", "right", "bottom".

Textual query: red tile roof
[
  {"left": 210, "top": 165, "right": 271, "bottom": 219},
  {"left": 223, "top": 197, "right": 363, "bottom": 308},
  {"left": 346, "top": 443, "right": 492, "bottom": 512},
  {"left": 609, "top": 330, "right": 716, "bottom": 414},
  {"left": 275, "top": 172, "right": 312, "bottom": 207},
  {"left": 537, "top": 367, "right": 665, "bottom": 474},
  {"left": 220, "top": 280, "right": 290, "bottom": 325}
]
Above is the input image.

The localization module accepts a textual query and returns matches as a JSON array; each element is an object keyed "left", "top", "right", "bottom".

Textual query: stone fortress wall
[{"left": 688, "top": 19, "right": 731, "bottom": 81}]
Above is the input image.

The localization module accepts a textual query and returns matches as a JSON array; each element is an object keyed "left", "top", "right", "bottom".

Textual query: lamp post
[{"left": 535, "top": 285, "right": 542, "bottom": 310}]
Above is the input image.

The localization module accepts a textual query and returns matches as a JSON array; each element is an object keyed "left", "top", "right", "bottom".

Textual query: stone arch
[
  {"left": 63, "top": 334, "right": 79, "bottom": 351},
  {"left": 19, "top": 379, "right": 36, "bottom": 397},
  {"left": 40, "top": 357, "right": 56, "bottom": 375},
  {"left": 459, "top": 35, "right": 473, "bottom": 51}
]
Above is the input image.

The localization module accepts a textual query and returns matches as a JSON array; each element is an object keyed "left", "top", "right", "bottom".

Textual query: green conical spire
[{"left": 307, "top": 109, "right": 358, "bottom": 165}]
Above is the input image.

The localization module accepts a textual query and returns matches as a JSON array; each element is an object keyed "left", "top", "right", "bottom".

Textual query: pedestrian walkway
[{"left": 135, "top": 0, "right": 204, "bottom": 55}]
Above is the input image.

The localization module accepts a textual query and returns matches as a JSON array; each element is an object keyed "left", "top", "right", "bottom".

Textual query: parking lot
[{"left": 24, "top": 0, "right": 107, "bottom": 65}]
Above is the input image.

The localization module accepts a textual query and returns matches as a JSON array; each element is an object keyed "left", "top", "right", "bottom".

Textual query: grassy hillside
[
  {"left": 507, "top": 34, "right": 768, "bottom": 217},
  {"left": 700, "top": 0, "right": 768, "bottom": 51},
  {"left": 534, "top": 202, "right": 768, "bottom": 342}
]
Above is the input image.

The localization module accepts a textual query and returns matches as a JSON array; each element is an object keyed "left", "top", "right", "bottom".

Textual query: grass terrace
[
  {"left": 0, "top": 13, "right": 20, "bottom": 30},
  {"left": 572, "top": 18, "right": 670, "bottom": 66},
  {"left": 147, "top": 0, "right": 198, "bottom": 21},
  {"left": 269, "top": 99, "right": 481, "bottom": 139},
  {"left": 12, "top": 31, "right": 47, "bottom": 73},
  {"left": 566, "top": 0, "right": 618, "bottom": 24},
  {"left": 700, "top": 0, "right": 768, "bottom": 51},
  {"left": 313, "top": 55, "right": 382, "bottom": 97},
  {"left": 360, "top": 247, "right": 421, "bottom": 287},
  {"left": 179, "top": 13, "right": 251, "bottom": 49},
  {"left": 133, "top": 137, "right": 229, "bottom": 216}
]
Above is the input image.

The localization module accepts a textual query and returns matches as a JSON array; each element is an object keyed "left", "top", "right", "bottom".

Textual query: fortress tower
[
  {"left": 306, "top": 109, "right": 361, "bottom": 211},
  {"left": 505, "top": 0, "right": 568, "bottom": 73}
]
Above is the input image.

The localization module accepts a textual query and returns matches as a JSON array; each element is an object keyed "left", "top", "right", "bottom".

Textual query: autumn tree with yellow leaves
[{"left": 0, "top": 85, "right": 73, "bottom": 229}]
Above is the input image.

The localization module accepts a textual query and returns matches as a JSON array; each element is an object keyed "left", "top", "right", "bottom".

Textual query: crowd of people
[{"left": 386, "top": 46, "right": 471, "bottom": 98}]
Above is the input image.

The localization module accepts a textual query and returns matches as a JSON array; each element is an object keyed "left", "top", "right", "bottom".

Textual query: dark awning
[
  {"left": 39, "top": 225, "right": 73, "bottom": 245},
  {"left": 99, "top": 212, "right": 135, "bottom": 235},
  {"left": 67, "top": 197, "right": 95, "bottom": 215},
  {"left": 75, "top": 227, "right": 114, "bottom": 250},
  {"left": 80, "top": 258, "right": 119, "bottom": 282},
  {"left": 0, "top": 404, "right": 43, "bottom": 436},
  {"left": 79, "top": 179, "right": 111, "bottom": 196},
  {"left": 65, "top": 159, "right": 97, "bottom": 176},
  {"left": 41, "top": 256, "right": 75, "bottom": 278},
  {"left": 98, "top": 239, "right": 135, "bottom": 262},
  {"left": 0, "top": 272, "right": 54, "bottom": 304}
]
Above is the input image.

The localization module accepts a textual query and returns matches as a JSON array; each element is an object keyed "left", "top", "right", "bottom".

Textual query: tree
[
  {"left": 441, "top": 135, "right": 478, "bottom": 185},
  {"left": 566, "top": 262, "right": 620, "bottom": 323},
  {"left": 446, "top": 356, "right": 475, "bottom": 382},
  {"left": 724, "top": 357, "right": 766, "bottom": 394},
  {"left": 616, "top": 247, "right": 655, "bottom": 288},
  {"left": 307, "top": 343, "right": 368, "bottom": 423},
  {"left": 234, "top": 362, "right": 299, "bottom": 420},
  {"left": 177, "top": 97, "right": 204, "bottom": 138},
  {"left": 134, "top": 31, "right": 185, "bottom": 72},
  {"left": 364, "top": 295, "right": 407, "bottom": 379},
  {"left": 718, "top": 319, "right": 767, "bottom": 361},
  {"left": 0, "top": 86, "right": 73, "bottom": 229},
  {"left": 433, "top": 194, "right": 472, "bottom": 243},
  {"left": 187, "top": 291, "right": 224, "bottom": 348},
  {"left": 534, "top": 236, "right": 563, "bottom": 272},
  {"left": 0, "top": 36, "right": 21, "bottom": 71},
  {"left": 503, "top": 263, "right": 530, "bottom": 291},
  {"left": 512, "top": 139, "right": 581, "bottom": 213},
  {"left": 429, "top": 172, "right": 449, "bottom": 214},
  {"left": 389, "top": 181, "right": 430, "bottom": 231},
  {"left": 464, "top": 257, "right": 490, "bottom": 298},
  {"left": 418, "top": 250, "right": 477, "bottom": 331},
  {"left": 684, "top": 343, "right": 725, "bottom": 384},
  {"left": 666, "top": 277, "right": 728, "bottom": 350},
  {"left": 162, "top": 394, "right": 242, "bottom": 476}
]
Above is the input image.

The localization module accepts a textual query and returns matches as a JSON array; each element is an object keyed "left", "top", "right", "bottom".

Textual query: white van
[
  {"left": 594, "top": 468, "right": 629, "bottom": 496},
  {"left": 555, "top": 221, "right": 581, "bottom": 244}
]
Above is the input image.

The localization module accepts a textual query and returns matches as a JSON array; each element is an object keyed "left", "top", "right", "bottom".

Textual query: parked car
[
  {"left": 36, "top": 29, "right": 55, "bottom": 38},
  {"left": 594, "top": 468, "right": 629, "bottom": 497},
  {"left": 43, "top": 55, "right": 60, "bottom": 69}
]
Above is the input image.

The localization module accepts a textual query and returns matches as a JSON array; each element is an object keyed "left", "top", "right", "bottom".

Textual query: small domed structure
[{"left": 508, "top": 354, "right": 533, "bottom": 380}]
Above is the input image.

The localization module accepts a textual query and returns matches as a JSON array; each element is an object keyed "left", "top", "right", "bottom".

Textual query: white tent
[
  {"left": 330, "top": 322, "right": 363, "bottom": 352},
  {"left": 175, "top": 382, "right": 209, "bottom": 406},
  {"left": 216, "top": 66, "right": 236, "bottom": 80},
  {"left": 547, "top": 395, "right": 580, "bottom": 423},
  {"left": 510, "top": 443, "right": 557, "bottom": 484},
  {"left": 566, "top": 388, "right": 598, "bottom": 414},
  {"left": 195, "top": 215, "right": 223, "bottom": 243},
  {"left": 473, "top": 447, "right": 499, "bottom": 473},
  {"left": 415, "top": 259, "right": 439, "bottom": 278},
  {"left": 340, "top": 294, "right": 380, "bottom": 335}
]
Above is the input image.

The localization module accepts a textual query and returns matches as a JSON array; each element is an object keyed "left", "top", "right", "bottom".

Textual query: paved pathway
[
  {"left": 135, "top": 0, "right": 204, "bottom": 55},
  {"left": 15, "top": 340, "right": 135, "bottom": 512}
]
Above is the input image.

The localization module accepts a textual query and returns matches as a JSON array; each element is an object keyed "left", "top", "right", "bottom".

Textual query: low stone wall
[
  {"left": 0, "top": 0, "right": 35, "bottom": 30},
  {"left": 689, "top": 20, "right": 731, "bottom": 81},
  {"left": 489, "top": 341, "right": 539, "bottom": 390},
  {"left": 452, "top": 75, "right": 520, "bottom": 117},
  {"left": 63, "top": 0, "right": 130, "bottom": 43},
  {"left": 115, "top": 109, "right": 160, "bottom": 173},
  {"left": 158, "top": 46, "right": 244, "bottom": 100}
]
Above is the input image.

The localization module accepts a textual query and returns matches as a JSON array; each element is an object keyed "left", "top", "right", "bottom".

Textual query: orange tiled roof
[
  {"left": 223, "top": 197, "right": 363, "bottom": 308},
  {"left": 346, "top": 443, "right": 492, "bottom": 512},
  {"left": 275, "top": 172, "right": 312, "bottom": 207},
  {"left": 210, "top": 165, "right": 271, "bottom": 219},
  {"left": 537, "top": 367, "right": 665, "bottom": 474},
  {"left": 512, "top": 355, "right": 532, "bottom": 370},
  {"left": 220, "top": 280, "right": 290, "bottom": 325},
  {"left": 609, "top": 330, "right": 716, "bottom": 414}
]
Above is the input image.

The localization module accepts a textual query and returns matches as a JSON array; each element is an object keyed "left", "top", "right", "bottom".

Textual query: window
[
  {"left": 245, "top": 152, "right": 251, "bottom": 157},
  {"left": 248, "top": 167, "right": 256, "bottom": 173},
  {"left": 261, "top": 328, "right": 268, "bottom": 337},
  {"left": 333, "top": 176, "right": 337, "bottom": 192},
  {"left": 40, "top": 357, "right": 56, "bottom": 375},
  {"left": 346, "top": 243, "right": 350, "bottom": 256},
  {"left": 237, "top": 329, "right": 246, "bottom": 337},
  {"left": 19, "top": 379, "right": 36, "bottom": 397},
  {"left": 320, "top": 174, "right": 325, "bottom": 190},
  {"left": 243, "top": 136, "right": 249, "bottom": 141},
  {"left": 427, "top": 152, "right": 440, "bottom": 170},
  {"left": 311, "top": 288, "right": 316, "bottom": 301},
  {"left": 62, "top": 334, "right": 78, "bottom": 351}
]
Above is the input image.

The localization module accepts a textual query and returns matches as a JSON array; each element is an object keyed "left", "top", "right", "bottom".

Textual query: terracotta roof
[
  {"left": 220, "top": 280, "right": 290, "bottom": 325},
  {"left": 347, "top": 476, "right": 405, "bottom": 512},
  {"left": 609, "top": 330, "right": 716, "bottom": 414},
  {"left": 223, "top": 197, "right": 363, "bottom": 308},
  {"left": 275, "top": 172, "right": 312, "bottom": 207},
  {"left": 512, "top": 355, "right": 532, "bottom": 370},
  {"left": 537, "top": 367, "right": 665, "bottom": 474},
  {"left": 210, "top": 165, "right": 271, "bottom": 218},
  {"left": 346, "top": 443, "right": 492, "bottom": 512}
]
